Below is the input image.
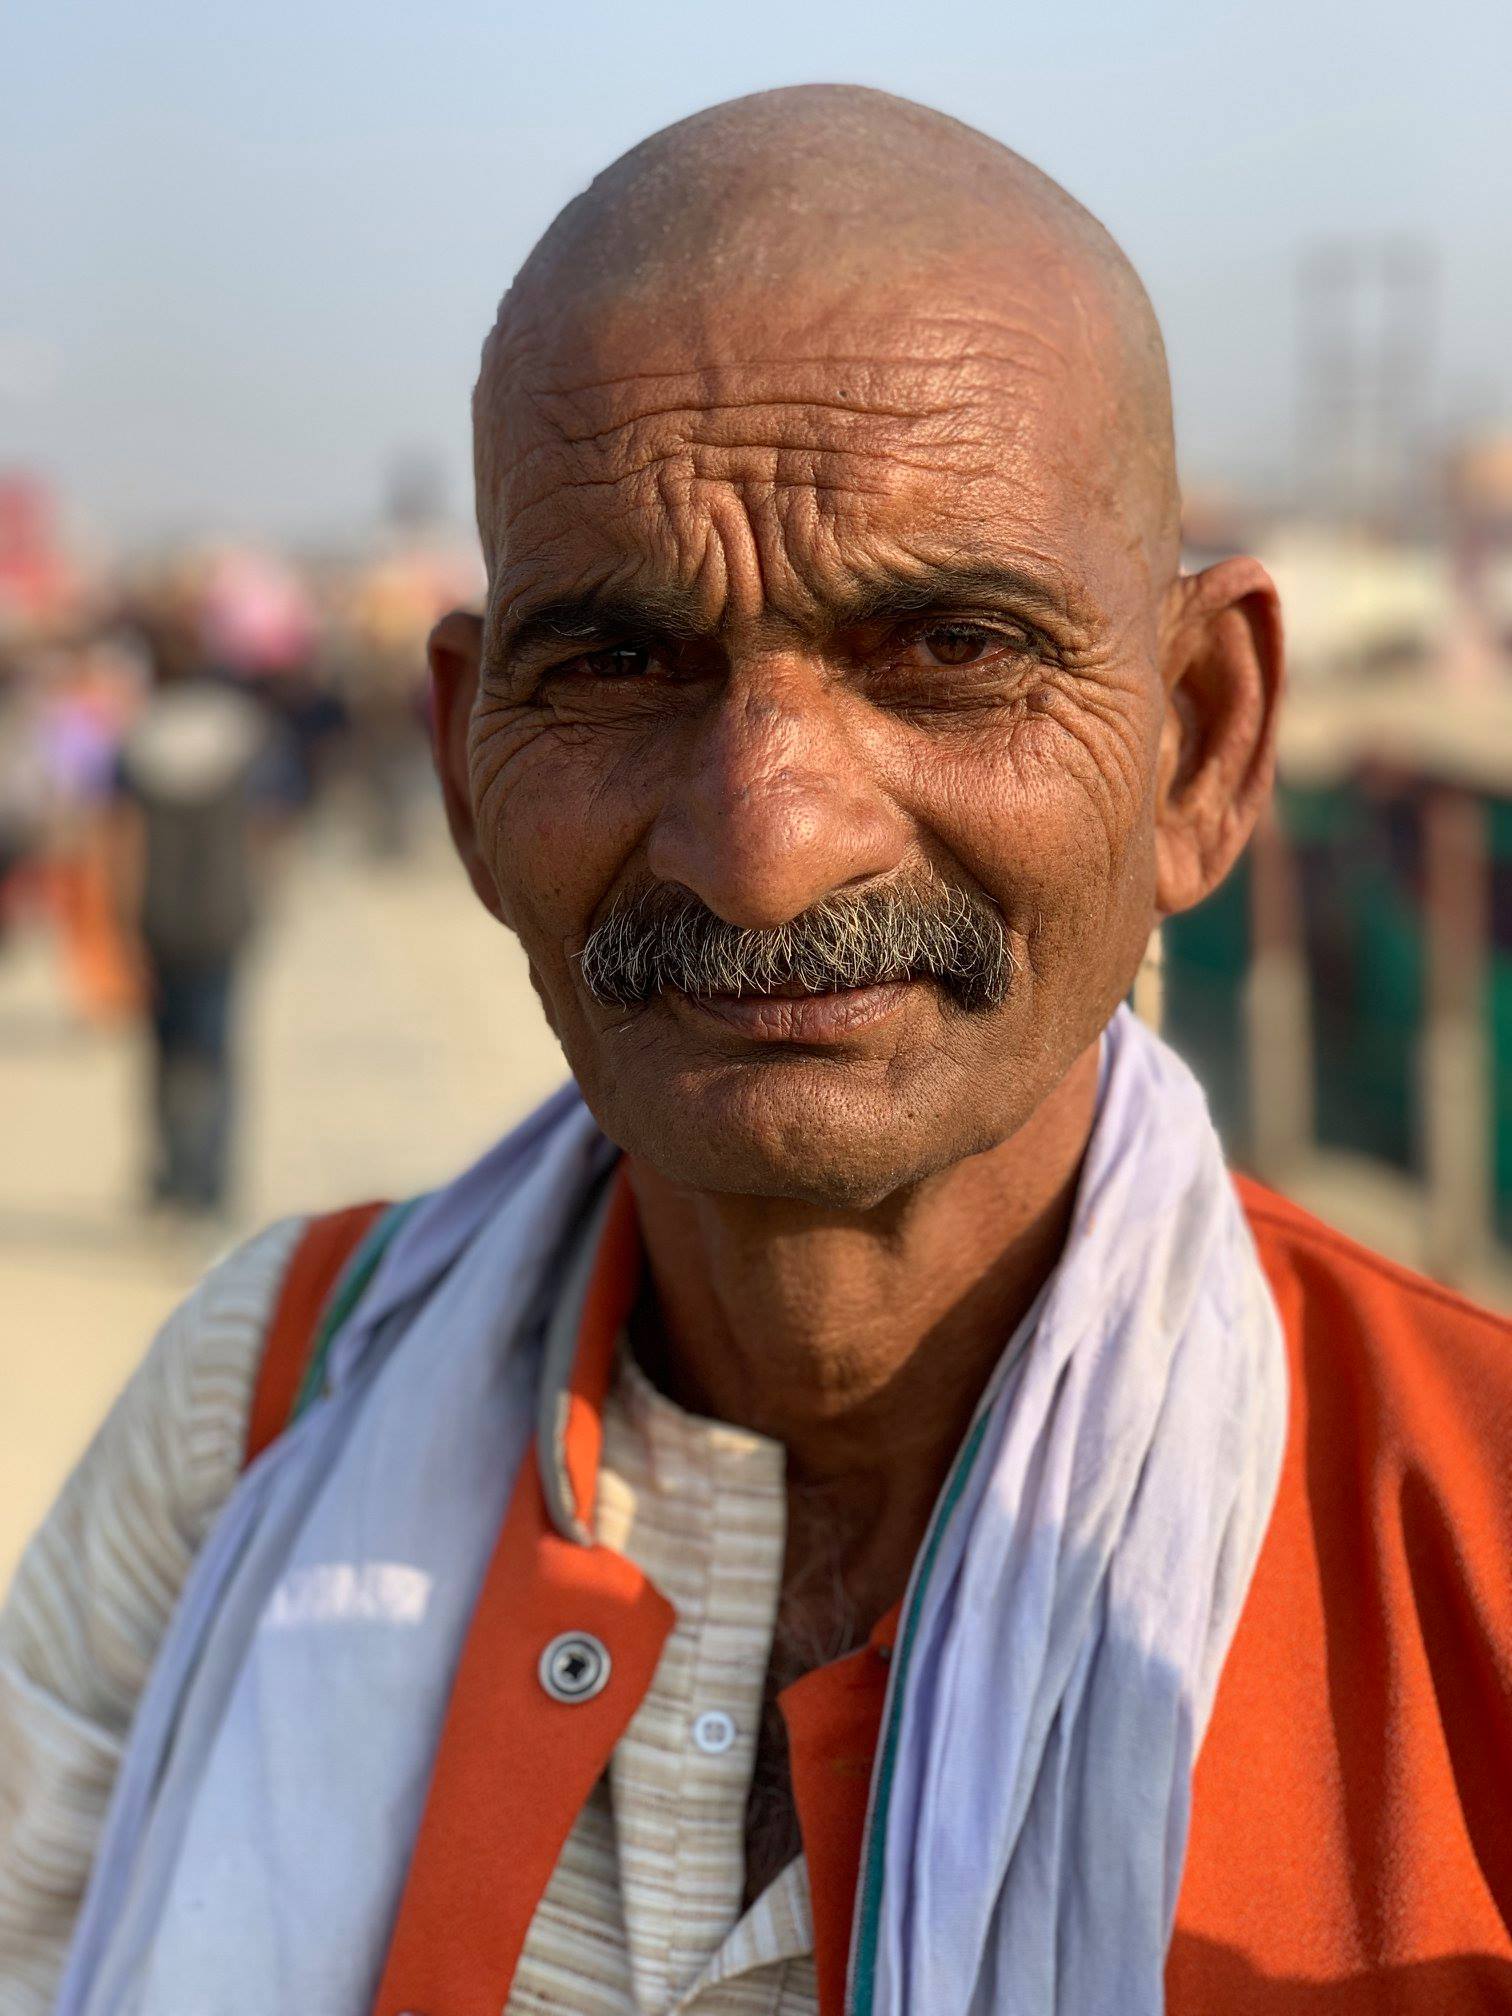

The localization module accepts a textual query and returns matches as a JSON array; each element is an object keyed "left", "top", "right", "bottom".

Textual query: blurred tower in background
[{"left": 1296, "top": 237, "right": 1436, "bottom": 533}]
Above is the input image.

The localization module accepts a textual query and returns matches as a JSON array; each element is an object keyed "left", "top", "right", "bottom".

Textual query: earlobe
[
  {"left": 1154, "top": 557, "right": 1284, "bottom": 917},
  {"left": 427, "top": 608, "right": 507, "bottom": 924}
]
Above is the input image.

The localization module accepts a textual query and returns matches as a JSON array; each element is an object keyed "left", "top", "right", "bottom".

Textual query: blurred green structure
[{"left": 1164, "top": 771, "right": 1512, "bottom": 1270}]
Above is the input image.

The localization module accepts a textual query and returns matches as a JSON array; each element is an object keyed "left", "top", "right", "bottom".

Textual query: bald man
[{"left": 5, "top": 88, "right": 1511, "bottom": 2016}]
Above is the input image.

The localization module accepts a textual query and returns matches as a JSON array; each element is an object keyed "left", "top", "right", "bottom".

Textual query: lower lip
[{"left": 667, "top": 981, "right": 920, "bottom": 1044}]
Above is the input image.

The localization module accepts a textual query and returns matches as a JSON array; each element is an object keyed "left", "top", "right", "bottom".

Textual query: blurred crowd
[{"left": 0, "top": 497, "right": 478, "bottom": 1216}]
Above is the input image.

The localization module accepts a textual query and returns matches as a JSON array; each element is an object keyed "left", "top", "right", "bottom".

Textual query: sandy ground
[{"left": 0, "top": 806, "right": 566, "bottom": 1588}]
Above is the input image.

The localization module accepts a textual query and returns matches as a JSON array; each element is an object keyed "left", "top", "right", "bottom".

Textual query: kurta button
[
  {"left": 693, "top": 1709, "right": 737, "bottom": 1754},
  {"left": 539, "top": 1630, "right": 612, "bottom": 1703}
]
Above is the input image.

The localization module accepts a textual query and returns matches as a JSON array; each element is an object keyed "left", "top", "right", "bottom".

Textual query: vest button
[
  {"left": 692, "top": 1709, "right": 737, "bottom": 1755},
  {"left": 539, "top": 1630, "right": 612, "bottom": 1704}
]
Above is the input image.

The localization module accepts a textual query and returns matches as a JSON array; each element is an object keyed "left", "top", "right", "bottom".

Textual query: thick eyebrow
[
  {"left": 493, "top": 562, "right": 1075, "bottom": 664},
  {"left": 495, "top": 588, "right": 708, "bottom": 660},
  {"left": 823, "top": 564, "right": 1073, "bottom": 631}
]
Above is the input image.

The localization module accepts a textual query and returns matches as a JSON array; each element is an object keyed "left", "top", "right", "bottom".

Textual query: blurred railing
[{"left": 1164, "top": 763, "right": 1511, "bottom": 1294}]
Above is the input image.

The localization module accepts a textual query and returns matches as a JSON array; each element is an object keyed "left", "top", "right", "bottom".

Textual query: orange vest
[
  {"left": 253, "top": 1177, "right": 1512, "bottom": 2013},
  {"left": 1171, "top": 1178, "right": 1512, "bottom": 2011}
]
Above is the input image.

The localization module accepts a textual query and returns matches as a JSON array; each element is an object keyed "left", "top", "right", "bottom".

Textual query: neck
[{"left": 626, "top": 1042, "right": 1100, "bottom": 1625}]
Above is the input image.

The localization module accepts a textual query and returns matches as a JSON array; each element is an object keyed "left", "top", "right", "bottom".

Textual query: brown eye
[
  {"left": 921, "top": 624, "right": 994, "bottom": 666},
  {"left": 577, "top": 643, "right": 652, "bottom": 679}
]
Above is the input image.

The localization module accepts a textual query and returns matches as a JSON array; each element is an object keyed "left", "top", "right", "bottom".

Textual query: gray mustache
[{"left": 578, "top": 876, "right": 1014, "bottom": 1013}]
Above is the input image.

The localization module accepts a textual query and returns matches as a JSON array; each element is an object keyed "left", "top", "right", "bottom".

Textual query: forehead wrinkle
[
  {"left": 491, "top": 414, "right": 1003, "bottom": 573},
  {"left": 504, "top": 337, "right": 1070, "bottom": 474},
  {"left": 502, "top": 420, "right": 1092, "bottom": 565},
  {"left": 498, "top": 448, "right": 983, "bottom": 521},
  {"left": 481, "top": 326, "right": 1169, "bottom": 592},
  {"left": 546, "top": 391, "right": 964, "bottom": 446},
  {"left": 491, "top": 424, "right": 1098, "bottom": 647},
  {"left": 481, "top": 296, "right": 1134, "bottom": 593},
  {"left": 524, "top": 350, "right": 1026, "bottom": 398},
  {"left": 506, "top": 315, "right": 1073, "bottom": 441}
]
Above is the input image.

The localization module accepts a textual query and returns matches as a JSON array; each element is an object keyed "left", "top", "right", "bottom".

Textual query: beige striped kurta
[
  {"left": 509, "top": 1350, "right": 817, "bottom": 2012},
  {"left": 0, "top": 1228, "right": 819, "bottom": 2014},
  {"left": 0, "top": 1218, "right": 303, "bottom": 2016}
]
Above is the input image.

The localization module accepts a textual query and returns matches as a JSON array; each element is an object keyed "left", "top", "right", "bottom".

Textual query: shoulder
[
  {"left": 1178, "top": 1182, "right": 1512, "bottom": 1980},
  {"left": 132, "top": 1217, "right": 311, "bottom": 1535},
  {"left": 0, "top": 1217, "right": 307, "bottom": 1727},
  {"left": 1234, "top": 1173, "right": 1512, "bottom": 1784},
  {"left": 1235, "top": 1172, "right": 1511, "bottom": 1435},
  {"left": 0, "top": 1218, "right": 309, "bottom": 2006}
]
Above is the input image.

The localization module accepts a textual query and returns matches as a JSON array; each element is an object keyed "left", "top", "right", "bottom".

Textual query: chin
[{"left": 590, "top": 1050, "right": 1008, "bottom": 1210}]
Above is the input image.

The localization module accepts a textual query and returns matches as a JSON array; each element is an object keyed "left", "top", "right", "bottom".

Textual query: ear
[
  {"left": 1154, "top": 556, "right": 1284, "bottom": 916},
  {"left": 427, "top": 608, "right": 507, "bottom": 924}
]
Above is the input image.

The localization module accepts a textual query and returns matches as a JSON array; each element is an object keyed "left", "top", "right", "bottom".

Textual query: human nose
[{"left": 644, "top": 662, "right": 910, "bottom": 928}]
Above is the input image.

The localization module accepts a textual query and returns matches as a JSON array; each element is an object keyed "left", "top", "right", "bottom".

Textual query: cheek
[
  {"left": 922, "top": 706, "right": 1159, "bottom": 954},
  {"left": 469, "top": 717, "right": 651, "bottom": 952}
]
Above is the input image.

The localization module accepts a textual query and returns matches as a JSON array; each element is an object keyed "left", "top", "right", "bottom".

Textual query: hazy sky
[{"left": 5, "top": 0, "right": 1509, "bottom": 549}]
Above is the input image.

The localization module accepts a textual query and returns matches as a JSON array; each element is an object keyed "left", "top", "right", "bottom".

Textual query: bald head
[
  {"left": 476, "top": 86, "right": 1178, "bottom": 568},
  {"left": 435, "top": 86, "right": 1280, "bottom": 1207}
]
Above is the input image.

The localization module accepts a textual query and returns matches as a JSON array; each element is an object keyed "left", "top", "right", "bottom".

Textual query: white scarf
[
  {"left": 853, "top": 1008, "right": 1287, "bottom": 2013},
  {"left": 59, "top": 1009, "right": 1285, "bottom": 2015}
]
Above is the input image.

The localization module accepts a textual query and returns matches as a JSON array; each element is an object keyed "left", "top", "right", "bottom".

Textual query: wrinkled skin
[{"left": 435, "top": 273, "right": 1278, "bottom": 1209}]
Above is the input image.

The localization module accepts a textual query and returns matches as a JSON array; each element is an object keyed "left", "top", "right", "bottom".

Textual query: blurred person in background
[
  {"left": 33, "top": 629, "right": 143, "bottom": 1021},
  {"left": 4, "top": 87, "right": 1512, "bottom": 2016},
  {"left": 108, "top": 602, "right": 291, "bottom": 1215},
  {"left": 199, "top": 545, "right": 348, "bottom": 815},
  {"left": 336, "top": 552, "right": 461, "bottom": 859},
  {"left": 0, "top": 647, "right": 46, "bottom": 944}
]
